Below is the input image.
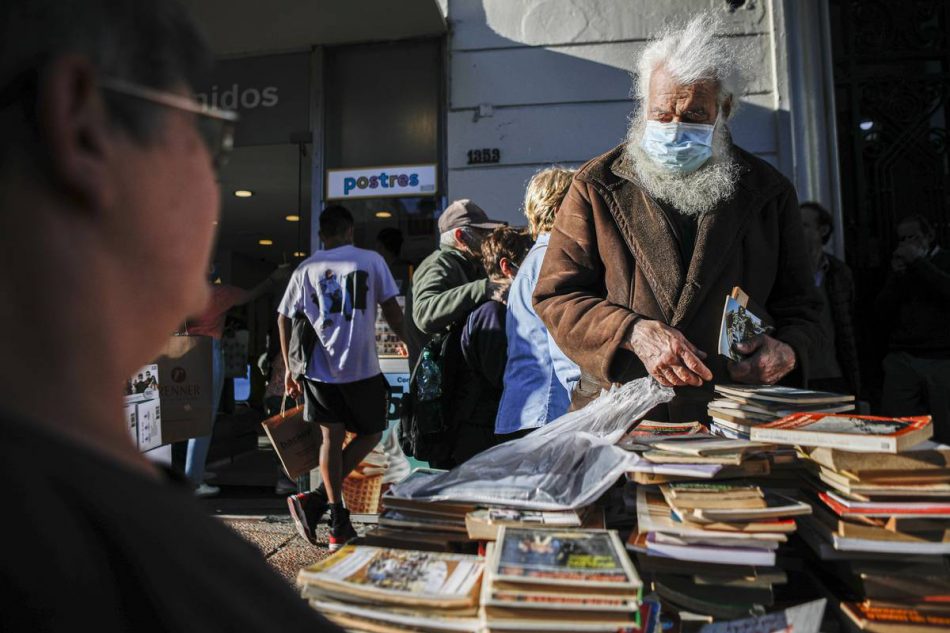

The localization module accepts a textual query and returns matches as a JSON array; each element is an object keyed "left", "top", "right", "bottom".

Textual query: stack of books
[
  {"left": 772, "top": 414, "right": 950, "bottom": 631},
  {"left": 481, "top": 527, "right": 653, "bottom": 632},
  {"left": 629, "top": 482, "right": 810, "bottom": 619},
  {"left": 708, "top": 385, "right": 855, "bottom": 440},
  {"left": 369, "top": 496, "right": 479, "bottom": 552},
  {"left": 297, "top": 545, "right": 485, "bottom": 632}
]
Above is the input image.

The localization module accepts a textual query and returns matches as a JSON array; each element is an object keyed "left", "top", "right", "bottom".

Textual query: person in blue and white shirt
[
  {"left": 495, "top": 167, "right": 581, "bottom": 440},
  {"left": 277, "top": 205, "right": 404, "bottom": 551}
]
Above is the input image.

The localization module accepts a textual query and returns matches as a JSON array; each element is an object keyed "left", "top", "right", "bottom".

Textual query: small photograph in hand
[{"left": 719, "top": 295, "right": 767, "bottom": 362}]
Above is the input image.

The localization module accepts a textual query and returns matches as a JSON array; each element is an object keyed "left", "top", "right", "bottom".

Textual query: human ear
[{"left": 36, "top": 55, "right": 116, "bottom": 213}]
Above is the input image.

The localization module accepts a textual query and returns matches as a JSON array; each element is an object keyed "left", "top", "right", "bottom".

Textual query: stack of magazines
[
  {"left": 297, "top": 545, "right": 485, "bottom": 632},
  {"left": 774, "top": 413, "right": 950, "bottom": 632},
  {"left": 708, "top": 385, "right": 855, "bottom": 440},
  {"left": 481, "top": 527, "right": 653, "bottom": 632}
]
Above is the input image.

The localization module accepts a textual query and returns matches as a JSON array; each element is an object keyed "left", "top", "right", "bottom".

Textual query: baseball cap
[{"left": 437, "top": 199, "right": 507, "bottom": 234}]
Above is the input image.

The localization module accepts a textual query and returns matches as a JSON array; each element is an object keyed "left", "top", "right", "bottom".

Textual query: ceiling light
[
  {"left": 375, "top": 211, "right": 393, "bottom": 219},
  {"left": 234, "top": 190, "right": 253, "bottom": 198},
  {"left": 293, "top": 251, "right": 307, "bottom": 257},
  {"left": 258, "top": 239, "right": 273, "bottom": 246},
  {"left": 285, "top": 214, "right": 300, "bottom": 222}
]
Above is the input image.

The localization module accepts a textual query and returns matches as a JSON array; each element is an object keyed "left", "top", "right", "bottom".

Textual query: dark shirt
[
  {"left": 656, "top": 199, "right": 698, "bottom": 270},
  {"left": 450, "top": 300, "right": 507, "bottom": 463},
  {"left": 0, "top": 414, "right": 342, "bottom": 633}
]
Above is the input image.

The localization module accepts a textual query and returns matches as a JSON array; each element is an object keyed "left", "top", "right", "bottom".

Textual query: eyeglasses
[{"left": 98, "top": 77, "right": 238, "bottom": 170}]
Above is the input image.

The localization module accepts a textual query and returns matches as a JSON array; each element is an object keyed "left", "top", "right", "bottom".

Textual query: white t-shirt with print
[{"left": 278, "top": 245, "right": 399, "bottom": 384}]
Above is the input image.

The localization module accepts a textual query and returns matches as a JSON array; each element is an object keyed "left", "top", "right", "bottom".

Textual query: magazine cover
[
  {"left": 123, "top": 363, "right": 161, "bottom": 451},
  {"left": 298, "top": 545, "right": 483, "bottom": 607},
  {"left": 619, "top": 420, "right": 706, "bottom": 451},
  {"left": 718, "top": 295, "right": 767, "bottom": 361},
  {"left": 491, "top": 528, "right": 641, "bottom": 589}
]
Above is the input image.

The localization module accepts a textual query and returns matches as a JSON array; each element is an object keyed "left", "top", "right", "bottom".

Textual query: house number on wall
[{"left": 467, "top": 148, "right": 501, "bottom": 164}]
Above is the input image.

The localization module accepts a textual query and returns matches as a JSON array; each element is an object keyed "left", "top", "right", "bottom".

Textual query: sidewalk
[{"left": 221, "top": 517, "right": 335, "bottom": 583}]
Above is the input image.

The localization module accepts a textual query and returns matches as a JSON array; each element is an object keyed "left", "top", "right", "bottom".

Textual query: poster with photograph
[{"left": 123, "top": 363, "right": 162, "bottom": 451}]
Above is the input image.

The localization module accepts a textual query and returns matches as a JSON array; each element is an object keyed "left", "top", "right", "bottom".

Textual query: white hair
[
  {"left": 635, "top": 12, "right": 745, "bottom": 118},
  {"left": 440, "top": 230, "right": 459, "bottom": 247}
]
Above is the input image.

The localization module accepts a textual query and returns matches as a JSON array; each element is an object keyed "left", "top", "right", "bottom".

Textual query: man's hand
[
  {"left": 629, "top": 320, "right": 713, "bottom": 387},
  {"left": 488, "top": 277, "right": 512, "bottom": 303},
  {"left": 284, "top": 370, "right": 302, "bottom": 400},
  {"left": 728, "top": 334, "right": 796, "bottom": 384}
]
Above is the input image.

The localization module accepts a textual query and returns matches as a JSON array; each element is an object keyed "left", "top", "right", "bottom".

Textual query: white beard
[{"left": 624, "top": 113, "right": 742, "bottom": 217}]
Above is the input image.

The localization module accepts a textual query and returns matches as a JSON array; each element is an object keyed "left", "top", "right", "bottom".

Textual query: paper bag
[
  {"left": 262, "top": 404, "right": 318, "bottom": 479},
  {"left": 155, "top": 335, "right": 214, "bottom": 444}
]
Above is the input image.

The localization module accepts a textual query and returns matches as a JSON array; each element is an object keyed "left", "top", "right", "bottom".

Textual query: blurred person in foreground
[
  {"left": 875, "top": 214, "right": 950, "bottom": 441},
  {"left": 533, "top": 14, "right": 822, "bottom": 422},
  {"left": 495, "top": 167, "right": 581, "bottom": 440},
  {"left": 452, "top": 227, "right": 533, "bottom": 463},
  {"left": 0, "top": 1, "right": 342, "bottom": 630},
  {"left": 799, "top": 201, "right": 860, "bottom": 396}
]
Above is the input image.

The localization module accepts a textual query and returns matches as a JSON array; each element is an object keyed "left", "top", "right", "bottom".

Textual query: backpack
[{"left": 397, "top": 326, "right": 463, "bottom": 466}]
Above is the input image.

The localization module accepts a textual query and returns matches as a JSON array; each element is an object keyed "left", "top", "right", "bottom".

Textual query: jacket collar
[{"left": 593, "top": 145, "right": 771, "bottom": 329}]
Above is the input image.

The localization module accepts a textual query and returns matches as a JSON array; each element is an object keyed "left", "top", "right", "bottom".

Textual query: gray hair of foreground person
[
  {"left": 0, "top": 0, "right": 217, "bottom": 474},
  {"left": 0, "top": 0, "right": 212, "bottom": 150}
]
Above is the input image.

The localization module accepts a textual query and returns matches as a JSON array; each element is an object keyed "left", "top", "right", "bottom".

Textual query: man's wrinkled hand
[
  {"left": 629, "top": 320, "right": 713, "bottom": 388},
  {"left": 728, "top": 334, "right": 796, "bottom": 384},
  {"left": 284, "top": 370, "right": 302, "bottom": 400}
]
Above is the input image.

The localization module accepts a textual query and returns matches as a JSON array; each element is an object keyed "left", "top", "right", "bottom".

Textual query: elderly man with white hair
[{"left": 534, "top": 15, "right": 823, "bottom": 422}]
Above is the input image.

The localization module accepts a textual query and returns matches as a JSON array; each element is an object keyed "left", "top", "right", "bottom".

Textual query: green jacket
[{"left": 405, "top": 245, "right": 490, "bottom": 367}]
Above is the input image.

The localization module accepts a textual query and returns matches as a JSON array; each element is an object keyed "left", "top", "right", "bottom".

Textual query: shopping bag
[
  {"left": 261, "top": 402, "right": 318, "bottom": 480},
  {"left": 154, "top": 334, "right": 215, "bottom": 444}
]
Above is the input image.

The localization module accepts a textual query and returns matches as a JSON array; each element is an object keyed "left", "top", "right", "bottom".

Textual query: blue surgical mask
[{"left": 640, "top": 118, "right": 717, "bottom": 174}]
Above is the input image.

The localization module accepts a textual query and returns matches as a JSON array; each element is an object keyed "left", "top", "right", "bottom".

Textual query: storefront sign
[
  {"left": 326, "top": 164, "right": 438, "bottom": 200},
  {"left": 193, "top": 52, "right": 310, "bottom": 147}
]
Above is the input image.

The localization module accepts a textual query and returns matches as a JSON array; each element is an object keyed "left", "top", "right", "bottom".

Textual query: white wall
[{"left": 443, "top": 0, "right": 786, "bottom": 225}]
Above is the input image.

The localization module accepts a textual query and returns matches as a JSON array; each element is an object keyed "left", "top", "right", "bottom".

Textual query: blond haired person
[{"left": 494, "top": 168, "right": 581, "bottom": 439}]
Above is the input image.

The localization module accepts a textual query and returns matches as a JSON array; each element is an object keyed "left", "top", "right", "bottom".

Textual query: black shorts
[{"left": 301, "top": 374, "right": 389, "bottom": 436}]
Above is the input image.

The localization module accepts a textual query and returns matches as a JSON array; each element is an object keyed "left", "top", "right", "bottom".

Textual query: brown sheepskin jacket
[{"left": 533, "top": 144, "right": 823, "bottom": 422}]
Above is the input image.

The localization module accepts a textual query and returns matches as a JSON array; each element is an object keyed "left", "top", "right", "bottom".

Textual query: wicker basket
[{"left": 342, "top": 473, "right": 383, "bottom": 514}]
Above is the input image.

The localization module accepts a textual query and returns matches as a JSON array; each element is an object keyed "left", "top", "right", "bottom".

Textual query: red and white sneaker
[
  {"left": 328, "top": 505, "right": 358, "bottom": 552},
  {"left": 287, "top": 490, "right": 327, "bottom": 545}
]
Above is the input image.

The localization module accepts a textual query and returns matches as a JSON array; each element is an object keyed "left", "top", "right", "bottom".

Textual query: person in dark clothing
[
  {"left": 800, "top": 202, "right": 861, "bottom": 395},
  {"left": 876, "top": 214, "right": 950, "bottom": 441},
  {"left": 452, "top": 227, "right": 534, "bottom": 463},
  {"left": 0, "top": 1, "right": 341, "bottom": 630}
]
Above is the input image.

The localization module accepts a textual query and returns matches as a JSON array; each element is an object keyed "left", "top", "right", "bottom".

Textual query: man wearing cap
[{"left": 404, "top": 199, "right": 508, "bottom": 367}]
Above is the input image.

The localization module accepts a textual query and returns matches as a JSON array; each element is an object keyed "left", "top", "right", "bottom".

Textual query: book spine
[{"left": 750, "top": 428, "right": 897, "bottom": 453}]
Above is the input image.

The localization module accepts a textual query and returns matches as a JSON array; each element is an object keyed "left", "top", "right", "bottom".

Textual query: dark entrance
[{"left": 828, "top": 0, "right": 950, "bottom": 399}]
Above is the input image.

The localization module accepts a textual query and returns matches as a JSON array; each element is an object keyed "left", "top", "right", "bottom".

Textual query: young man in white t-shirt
[{"left": 276, "top": 205, "right": 405, "bottom": 550}]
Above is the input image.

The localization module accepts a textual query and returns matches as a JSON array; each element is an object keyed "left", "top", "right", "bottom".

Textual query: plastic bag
[{"left": 388, "top": 377, "right": 673, "bottom": 510}]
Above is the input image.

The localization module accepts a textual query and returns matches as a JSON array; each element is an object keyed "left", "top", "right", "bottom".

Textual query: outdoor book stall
[{"left": 285, "top": 288, "right": 950, "bottom": 632}]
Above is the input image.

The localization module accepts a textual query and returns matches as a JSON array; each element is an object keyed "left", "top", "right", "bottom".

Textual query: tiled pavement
[{"left": 220, "top": 516, "right": 366, "bottom": 584}]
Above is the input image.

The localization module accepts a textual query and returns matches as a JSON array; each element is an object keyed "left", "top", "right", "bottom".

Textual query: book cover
[
  {"left": 297, "top": 545, "right": 483, "bottom": 608},
  {"left": 750, "top": 413, "right": 932, "bottom": 453},
  {"left": 718, "top": 295, "right": 768, "bottom": 362},
  {"left": 490, "top": 527, "right": 641, "bottom": 589},
  {"left": 714, "top": 384, "right": 855, "bottom": 405}
]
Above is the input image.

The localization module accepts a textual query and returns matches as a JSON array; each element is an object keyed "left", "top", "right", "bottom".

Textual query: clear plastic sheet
[{"left": 388, "top": 378, "right": 673, "bottom": 510}]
